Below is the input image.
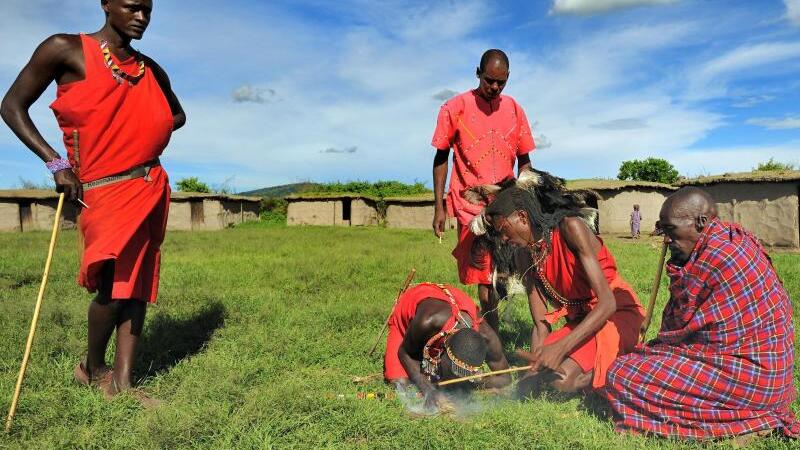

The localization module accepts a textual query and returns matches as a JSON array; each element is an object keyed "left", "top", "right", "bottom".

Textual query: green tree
[
  {"left": 617, "top": 158, "right": 679, "bottom": 184},
  {"left": 754, "top": 158, "right": 795, "bottom": 172},
  {"left": 176, "top": 177, "right": 211, "bottom": 193}
]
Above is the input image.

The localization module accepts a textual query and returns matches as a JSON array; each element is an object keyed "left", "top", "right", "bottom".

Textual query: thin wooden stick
[
  {"left": 6, "top": 193, "right": 65, "bottom": 433},
  {"left": 639, "top": 242, "right": 668, "bottom": 343},
  {"left": 437, "top": 365, "right": 533, "bottom": 386},
  {"left": 368, "top": 268, "right": 416, "bottom": 356}
]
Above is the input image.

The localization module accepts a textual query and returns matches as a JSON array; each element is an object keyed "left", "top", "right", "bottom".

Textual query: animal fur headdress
[{"left": 463, "top": 169, "right": 599, "bottom": 294}]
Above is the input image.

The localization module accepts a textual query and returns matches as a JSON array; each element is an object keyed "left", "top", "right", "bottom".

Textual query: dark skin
[
  {"left": 388, "top": 298, "right": 511, "bottom": 411},
  {"left": 491, "top": 212, "right": 617, "bottom": 392},
  {"left": 0, "top": 0, "right": 185, "bottom": 396},
  {"left": 432, "top": 55, "right": 531, "bottom": 330},
  {"left": 656, "top": 188, "right": 716, "bottom": 266}
]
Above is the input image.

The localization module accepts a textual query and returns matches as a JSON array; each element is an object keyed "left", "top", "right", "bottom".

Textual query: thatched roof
[
  {"left": 383, "top": 193, "right": 437, "bottom": 203},
  {"left": 0, "top": 189, "right": 60, "bottom": 200},
  {"left": 0, "top": 189, "right": 260, "bottom": 202},
  {"left": 678, "top": 170, "right": 800, "bottom": 186},
  {"left": 565, "top": 179, "right": 677, "bottom": 191},
  {"left": 171, "top": 192, "right": 261, "bottom": 202},
  {"left": 285, "top": 192, "right": 380, "bottom": 201}
]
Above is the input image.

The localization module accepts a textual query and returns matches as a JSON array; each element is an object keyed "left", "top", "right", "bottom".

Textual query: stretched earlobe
[{"left": 696, "top": 215, "right": 708, "bottom": 230}]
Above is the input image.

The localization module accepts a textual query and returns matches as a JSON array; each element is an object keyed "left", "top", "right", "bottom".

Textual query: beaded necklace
[
  {"left": 530, "top": 229, "right": 592, "bottom": 308},
  {"left": 100, "top": 40, "right": 145, "bottom": 85}
]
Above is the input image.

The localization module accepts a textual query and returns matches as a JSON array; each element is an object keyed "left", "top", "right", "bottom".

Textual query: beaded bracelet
[{"left": 45, "top": 158, "right": 72, "bottom": 174}]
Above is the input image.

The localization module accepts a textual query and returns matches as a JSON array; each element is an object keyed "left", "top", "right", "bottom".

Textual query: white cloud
[
  {"left": 786, "top": 0, "right": 800, "bottom": 26},
  {"left": 550, "top": 0, "right": 679, "bottom": 16},
  {"left": 688, "top": 41, "right": 800, "bottom": 99},
  {"left": 2, "top": 0, "right": 798, "bottom": 190},
  {"left": 746, "top": 116, "right": 800, "bottom": 130},
  {"left": 731, "top": 95, "right": 776, "bottom": 108}
]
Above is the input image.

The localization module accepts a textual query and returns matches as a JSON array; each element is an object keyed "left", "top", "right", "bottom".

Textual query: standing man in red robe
[
  {"left": 1, "top": 0, "right": 185, "bottom": 399},
  {"left": 431, "top": 49, "right": 535, "bottom": 330}
]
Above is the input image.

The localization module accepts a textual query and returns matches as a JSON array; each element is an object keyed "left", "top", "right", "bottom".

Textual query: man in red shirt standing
[{"left": 431, "top": 49, "right": 535, "bottom": 330}]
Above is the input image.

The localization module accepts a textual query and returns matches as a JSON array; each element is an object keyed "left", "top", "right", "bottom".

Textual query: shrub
[{"left": 754, "top": 158, "right": 795, "bottom": 172}]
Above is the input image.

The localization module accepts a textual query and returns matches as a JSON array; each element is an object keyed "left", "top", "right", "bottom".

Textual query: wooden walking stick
[
  {"left": 367, "top": 268, "right": 416, "bottom": 356},
  {"left": 639, "top": 242, "right": 668, "bottom": 343},
  {"left": 5, "top": 192, "right": 65, "bottom": 433}
]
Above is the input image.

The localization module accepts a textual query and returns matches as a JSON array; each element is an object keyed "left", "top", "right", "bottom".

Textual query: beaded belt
[{"left": 83, "top": 158, "right": 160, "bottom": 191}]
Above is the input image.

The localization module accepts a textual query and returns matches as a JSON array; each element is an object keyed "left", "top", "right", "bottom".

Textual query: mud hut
[
  {"left": 0, "top": 190, "right": 260, "bottom": 232},
  {"left": 0, "top": 190, "right": 79, "bottom": 231},
  {"left": 679, "top": 171, "right": 800, "bottom": 247},
  {"left": 383, "top": 194, "right": 456, "bottom": 230},
  {"left": 566, "top": 180, "right": 677, "bottom": 235},
  {"left": 285, "top": 193, "right": 379, "bottom": 226},
  {"left": 168, "top": 192, "right": 261, "bottom": 231}
]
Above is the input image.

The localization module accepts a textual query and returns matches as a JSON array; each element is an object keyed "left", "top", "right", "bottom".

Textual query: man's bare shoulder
[{"left": 39, "top": 33, "right": 82, "bottom": 53}]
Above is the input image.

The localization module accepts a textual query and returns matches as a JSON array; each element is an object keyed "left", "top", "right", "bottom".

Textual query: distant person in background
[
  {"left": 605, "top": 187, "right": 799, "bottom": 440},
  {"left": 630, "top": 204, "right": 641, "bottom": 239},
  {"left": 1, "top": 0, "right": 185, "bottom": 402},
  {"left": 431, "top": 49, "right": 536, "bottom": 331}
]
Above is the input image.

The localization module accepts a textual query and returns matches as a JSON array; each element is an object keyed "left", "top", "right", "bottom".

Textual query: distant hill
[{"left": 239, "top": 182, "right": 318, "bottom": 198}]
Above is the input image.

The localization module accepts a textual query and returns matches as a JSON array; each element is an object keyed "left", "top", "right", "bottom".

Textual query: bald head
[
  {"left": 663, "top": 187, "right": 717, "bottom": 219},
  {"left": 659, "top": 187, "right": 717, "bottom": 265}
]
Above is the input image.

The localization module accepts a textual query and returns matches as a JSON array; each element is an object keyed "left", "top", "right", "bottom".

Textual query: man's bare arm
[
  {"left": 517, "top": 153, "right": 531, "bottom": 174},
  {"left": 432, "top": 149, "right": 450, "bottom": 237},
  {"left": 146, "top": 57, "right": 186, "bottom": 130},
  {"left": 1, "top": 34, "right": 84, "bottom": 202}
]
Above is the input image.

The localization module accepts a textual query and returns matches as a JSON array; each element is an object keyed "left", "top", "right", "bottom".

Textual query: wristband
[{"left": 45, "top": 158, "right": 73, "bottom": 174}]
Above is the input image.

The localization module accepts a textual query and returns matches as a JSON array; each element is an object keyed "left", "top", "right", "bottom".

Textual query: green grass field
[{"left": 0, "top": 224, "right": 798, "bottom": 449}]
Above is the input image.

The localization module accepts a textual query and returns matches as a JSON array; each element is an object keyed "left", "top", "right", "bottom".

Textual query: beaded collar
[
  {"left": 100, "top": 40, "right": 145, "bottom": 85},
  {"left": 530, "top": 229, "right": 592, "bottom": 308}
]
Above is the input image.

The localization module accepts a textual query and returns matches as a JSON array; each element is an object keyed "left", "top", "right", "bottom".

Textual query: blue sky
[{"left": 1, "top": 0, "right": 799, "bottom": 191}]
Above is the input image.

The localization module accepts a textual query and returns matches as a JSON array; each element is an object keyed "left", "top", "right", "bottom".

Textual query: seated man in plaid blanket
[{"left": 604, "top": 187, "right": 799, "bottom": 440}]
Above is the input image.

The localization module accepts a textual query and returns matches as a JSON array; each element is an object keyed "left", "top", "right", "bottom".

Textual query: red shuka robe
[
  {"left": 384, "top": 283, "right": 481, "bottom": 381},
  {"left": 538, "top": 227, "right": 645, "bottom": 389},
  {"left": 50, "top": 34, "right": 174, "bottom": 303}
]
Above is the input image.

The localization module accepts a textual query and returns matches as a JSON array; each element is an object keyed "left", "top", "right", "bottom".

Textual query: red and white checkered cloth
[{"left": 605, "top": 219, "right": 799, "bottom": 439}]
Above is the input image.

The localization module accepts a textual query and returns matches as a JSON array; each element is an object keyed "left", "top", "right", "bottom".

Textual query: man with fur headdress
[
  {"left": 384, "top": 282, "right": 511, "bottom": 411},
  {"left": 431, "top": 49, "right": 535, "bottom": 331},
  {"left": 469, "top": 169, "right": 644, "bottom": 393}
]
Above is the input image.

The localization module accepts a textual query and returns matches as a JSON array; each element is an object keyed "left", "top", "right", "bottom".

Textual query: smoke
[{"left": 393, "top": 381, "right": 507, "bottom": 418}]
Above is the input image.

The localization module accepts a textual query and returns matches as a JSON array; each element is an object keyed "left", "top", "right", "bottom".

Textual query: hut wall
[
  {"left": 28, "top": 199, "right": 79, "bottom": 231},
  {"left": 350, "top": 199, "right": 379, "bottom": 226},
  {"left": 199, "top": 199, "right": 224, "bottom": 230},
  {"left": 167, "top": 200, "right": 193, "bottom": 231},
  {"left": 219, "top": 200, "right": 260, "bottom": 228},
  {"left": 0, "top": 202, "right": 21, "bottom": 231},
  {"left": 385, "top": 203, "right": 456, "bottom": 229},
  {"left": 698, "top": 182, "right": 799, "bottom": 247},
  {"left": 287, "top": 200, "right": 337, "bottom": 226},
  {"left": 596, "top": 188, "right": 669, "bottom": 235}
]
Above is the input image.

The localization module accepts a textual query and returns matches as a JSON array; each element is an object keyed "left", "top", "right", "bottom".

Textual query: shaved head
[
  {"left": 659, "top": 187, "right": 717, "bottom": 265},
  {"left": 663, "top": 187, "right": 717, "bottom": 218},
  {"left": 479, "top": 49, "right": 509, "bottom": 72}
]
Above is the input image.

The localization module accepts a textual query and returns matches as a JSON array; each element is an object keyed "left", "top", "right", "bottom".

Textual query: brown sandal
[{"left": 73, "top": 358, "right": 112, "bottom": 386}]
